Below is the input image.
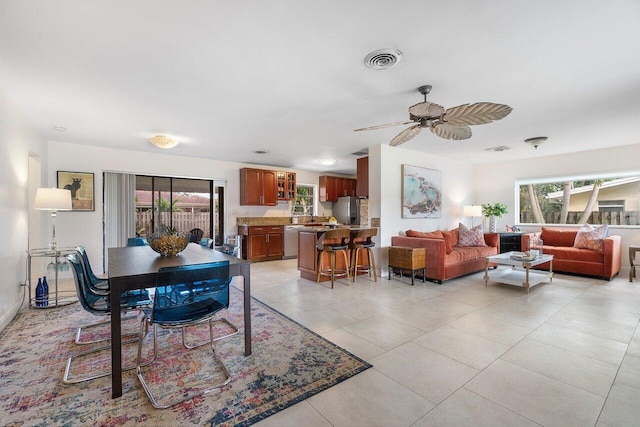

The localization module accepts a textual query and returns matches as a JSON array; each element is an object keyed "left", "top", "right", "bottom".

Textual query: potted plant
[{"left": 482, "top": 203, "right": 509, "bottom": 233}]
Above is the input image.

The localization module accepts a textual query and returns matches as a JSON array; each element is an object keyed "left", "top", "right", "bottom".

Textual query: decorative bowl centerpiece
[{"left": 146, "top": 230, "right": 189, "bottom": 256}]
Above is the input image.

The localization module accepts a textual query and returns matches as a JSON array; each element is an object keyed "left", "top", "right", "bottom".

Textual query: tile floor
[{"left": 245, "top": 259, "right": 640, "bottom": 427}]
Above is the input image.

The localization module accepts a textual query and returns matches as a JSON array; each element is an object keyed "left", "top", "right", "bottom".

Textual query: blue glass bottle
[
  {"left": 42, "top": 276, "right": 49, "bottom": 306},
  {"left": 35, "top": 277, "right": 44, "bottom": 307}
]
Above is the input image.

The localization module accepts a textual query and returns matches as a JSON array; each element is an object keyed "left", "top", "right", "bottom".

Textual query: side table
[
  {"left": 497, "top": 232, "right": 523, "bottom": 254},
  {"left": 388, "top": 246, "right": 426, "bottom": 285},
  {"left": 26, "top": 247, "right": 78, "bottom": 308},
  {"left": 629, "top": 245, "right": 640, "bottom": 282}
]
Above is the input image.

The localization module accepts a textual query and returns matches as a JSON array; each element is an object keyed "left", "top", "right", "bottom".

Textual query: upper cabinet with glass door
[{"left": 277, "top": 171, "right": 296, "bottom": 201}]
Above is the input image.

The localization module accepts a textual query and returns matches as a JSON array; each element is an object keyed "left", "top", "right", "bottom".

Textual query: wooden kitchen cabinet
[
  {"left": 319, "top": 176, "right": 357, "bottom": 202},
  {"left": 277, "top": 171, "right": 296, "bottom": 201},
  {"left": 238, "top": 225, "right": 284, "bottom": 261},
  {"left": 240, "top": 168, "right": 278, "bottom": 206},
  {"left": 356, "top": 156, "right": 368, "bottom": 198}
]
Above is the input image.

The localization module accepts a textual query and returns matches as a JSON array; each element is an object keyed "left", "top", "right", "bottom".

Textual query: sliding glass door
[{"left": 135, "top": 175, "right": 224, "bottom": 245}]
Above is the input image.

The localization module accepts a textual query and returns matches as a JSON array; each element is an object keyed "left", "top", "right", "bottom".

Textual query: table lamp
[
  {"left": 463, "top": 205, "right": 483, "bottom": 227},
  {"left": 34, "top": 188, "right": 72, "bottom": 250}
]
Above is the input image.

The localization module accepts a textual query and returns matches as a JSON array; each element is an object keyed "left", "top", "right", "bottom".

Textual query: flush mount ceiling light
[
  {"left": 149, "top": 135, "right": 179, "bottom": 149},
  {"left": 364, "top": 48, "right": 403, "bottom": 70},
  {"left": 484, "top": 146, "right": 510, "bottom": 152},
  {"left": 525, "top": 136, "right": 548, "bottom": 149},
  {"left": 320, "top": 159, "right": 336, "bottom": 166}
]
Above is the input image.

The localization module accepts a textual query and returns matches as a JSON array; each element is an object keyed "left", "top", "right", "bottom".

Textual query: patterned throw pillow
[
  {"left": 457, "top": 222, "right": 487, "bottom": 247},
  {"left": 574, "top": 224, "right": 609, "bottom": 251}
]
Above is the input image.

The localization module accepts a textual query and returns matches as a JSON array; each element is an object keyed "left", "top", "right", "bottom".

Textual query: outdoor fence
[
  {"left": 136, "top": 211, "right": 214, "bottom": 236},
  {"left": 520, "top": 210, "right": 640, "bottom": 226}
]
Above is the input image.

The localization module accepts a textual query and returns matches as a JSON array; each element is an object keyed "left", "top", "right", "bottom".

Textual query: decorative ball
[{"left": 146, "top": 231, "right": 189, "bottom": 256}]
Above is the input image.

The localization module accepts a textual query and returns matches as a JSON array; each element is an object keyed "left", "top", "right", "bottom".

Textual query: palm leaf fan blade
[
  {"left": 354, "top": 120, "right": 415, "bottom": 131},
  {"left": 389, "top": 125, "right": 421, "bottom": 146},
  {"left": 430, "top": 122, "right": 472, "bottom": 140},
  {"left": 443, "top": 103, "right": 512, "bottom": 126}
]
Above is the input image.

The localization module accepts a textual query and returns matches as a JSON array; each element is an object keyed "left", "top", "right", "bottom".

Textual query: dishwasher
[{"left": 284, "top": 225, "right": 304, "bottom": 259}]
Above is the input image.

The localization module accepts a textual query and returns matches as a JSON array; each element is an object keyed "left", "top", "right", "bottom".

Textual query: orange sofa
[
  {"left": 391, "top": 230, "right": 499, "bottom": 284},
  {"left": 522, "top": 227, "right": 621, "bottom": 280}
]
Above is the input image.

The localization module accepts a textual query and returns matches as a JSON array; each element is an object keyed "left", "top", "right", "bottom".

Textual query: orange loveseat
[
  {"left": 522, "top": 227, "right": 621, "bottom": 280},
  {"left": 391, "top": 230, "right": 499, "bottom": 284}
]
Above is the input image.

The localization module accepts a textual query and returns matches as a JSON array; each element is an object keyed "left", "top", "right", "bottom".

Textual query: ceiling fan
[{"left": 354, "top": 85, "right": 512, "bottom": 146}]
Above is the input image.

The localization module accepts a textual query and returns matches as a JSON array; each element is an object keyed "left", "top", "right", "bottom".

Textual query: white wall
[
  {"left": 0, "top": 88, "right": 47, "bottom": 331},
  {"left": 47, "top": 141, "right": 332, "bottom": 273},
  {"left": 473, "top": 144, "right": 640, "bottom": 270},
  {"left": 371, "top": 144, "right": 476, "bottom": 269}
]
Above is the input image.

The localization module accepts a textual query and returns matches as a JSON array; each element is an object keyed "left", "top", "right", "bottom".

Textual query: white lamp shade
[
  {"left": 463, "top": 205, "right": 482, "bottom": 217},
  {"left": 34, "top": 188, "right": 72, "bottom": 211}
]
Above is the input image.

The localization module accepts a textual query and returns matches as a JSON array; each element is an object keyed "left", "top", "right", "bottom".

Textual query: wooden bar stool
[
  {"left": 317, "top": 228, "right": 351, "bottom": 288},
  {"left": 349, "top": 228, "right": 377, "bottom": 283}
]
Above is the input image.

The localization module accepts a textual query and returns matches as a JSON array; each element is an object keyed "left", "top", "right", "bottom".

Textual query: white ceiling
[{"left": 2, "top": 1, "right": 639, "bottom": 175}]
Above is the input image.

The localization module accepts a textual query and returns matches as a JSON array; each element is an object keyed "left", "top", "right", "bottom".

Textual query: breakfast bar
[{"left": 297, "top": 226, "right": 374, "bottom": 282}]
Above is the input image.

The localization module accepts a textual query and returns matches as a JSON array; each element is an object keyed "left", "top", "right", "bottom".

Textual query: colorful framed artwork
[
  {"left": 402, "top": 164, "right": 442, "bottom": 218},
  {"left": 57, "top": 171, "right": 95, "bottom": 211}
]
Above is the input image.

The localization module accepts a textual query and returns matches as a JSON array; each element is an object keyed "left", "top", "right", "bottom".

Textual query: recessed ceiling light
[
  {"left": 320, "top": 159, "right": 336, "bottom": 166},
  {"left": 53, "top": 126, "right": 66, "bottom": 132},
  {"left": 149, "top": 135, "right": 179, "bottom": 149},
  {"left": 254, "top": 150, "right": 269, "bottom": 154}
]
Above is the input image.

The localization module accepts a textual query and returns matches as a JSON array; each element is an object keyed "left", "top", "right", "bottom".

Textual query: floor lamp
[
  {"left": 34, "top": 188, "right": 72, "bottom": 250},
  {"left": 463, "top": 205, "right": 483, "bottom": 228}
]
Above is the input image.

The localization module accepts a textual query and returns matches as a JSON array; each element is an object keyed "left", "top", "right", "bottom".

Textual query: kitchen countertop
[
  {"left": 299, "top": 225, "right": 376, "bottom": 232},
  {"left": 236, "top": 216, "right": 330, "bottom": 226}
]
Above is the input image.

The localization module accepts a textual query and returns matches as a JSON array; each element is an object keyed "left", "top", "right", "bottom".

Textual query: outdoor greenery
[
  {"left": 293, "top": 185, "right": 314, "bottom": 216},
  {"left": 157, "top": 196, "right": 181, "bottom": 212}
]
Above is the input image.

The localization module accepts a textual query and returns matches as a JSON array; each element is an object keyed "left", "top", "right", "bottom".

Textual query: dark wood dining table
[{"left": 107, "top": 243, "right": 251, "bottom": 399}]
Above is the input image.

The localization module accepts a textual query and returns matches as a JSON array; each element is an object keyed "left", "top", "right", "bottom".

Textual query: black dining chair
[
  {"left": 63, "top": 254, "right": 152, "bottom": 384},
  {"left": 188, "top": 228, "right": 204, "bottom": 243},
  {"left": 135, "top": 261, "right": 238, "bottom": 409}
]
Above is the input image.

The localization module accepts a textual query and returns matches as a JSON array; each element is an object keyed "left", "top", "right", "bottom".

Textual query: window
[
  {"left": 517, "top": 173, "right": 640, "bottom": 225},
  {"left": 292, "top": 184, "right": 316, "bottom": 216},
  {"left": 135, "top": 175, "right": 226, "bottom": 245},
  {"left": 599, "top": 200, "right": 625, "bottom": 214}
]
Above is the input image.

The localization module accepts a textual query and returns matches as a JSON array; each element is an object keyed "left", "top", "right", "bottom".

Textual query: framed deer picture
[{"left": 57, "top": 171, "right": 94, "bottom": 211}]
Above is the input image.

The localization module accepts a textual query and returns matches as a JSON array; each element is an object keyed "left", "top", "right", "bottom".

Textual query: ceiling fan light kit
[
  {"left": 355, "top": 84, "right": 513, "bottom": 146},
  {"left": 149, "top": 135, "right": 179, "bottom": 149},
  {"left": 524, "top": 137, "right": 548, "bottom": 149}
]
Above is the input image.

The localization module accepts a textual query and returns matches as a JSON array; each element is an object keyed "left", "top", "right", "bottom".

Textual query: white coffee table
[{"left": 484, "top": 251, "right": 554, "bottom": 293}]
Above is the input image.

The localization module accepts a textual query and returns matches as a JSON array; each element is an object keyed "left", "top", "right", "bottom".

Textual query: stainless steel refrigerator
[{"left": 333, "top": 196, "right": 360, "bottom": 225}]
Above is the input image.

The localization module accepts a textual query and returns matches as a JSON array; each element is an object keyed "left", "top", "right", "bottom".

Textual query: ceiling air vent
[
  {"left": 364, "top": 49, "right": 402, "bottom": 70},
  {"left": 351, "top": 148, "right": 369, "bottom": 156},
  {"left": 484, "top": 146, "right": 510, "bottom": 152}
]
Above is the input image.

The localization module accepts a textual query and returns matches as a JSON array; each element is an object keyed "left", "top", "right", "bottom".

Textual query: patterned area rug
[{"left": 0, "top": 285, "right": 371, "bottom": 426}]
